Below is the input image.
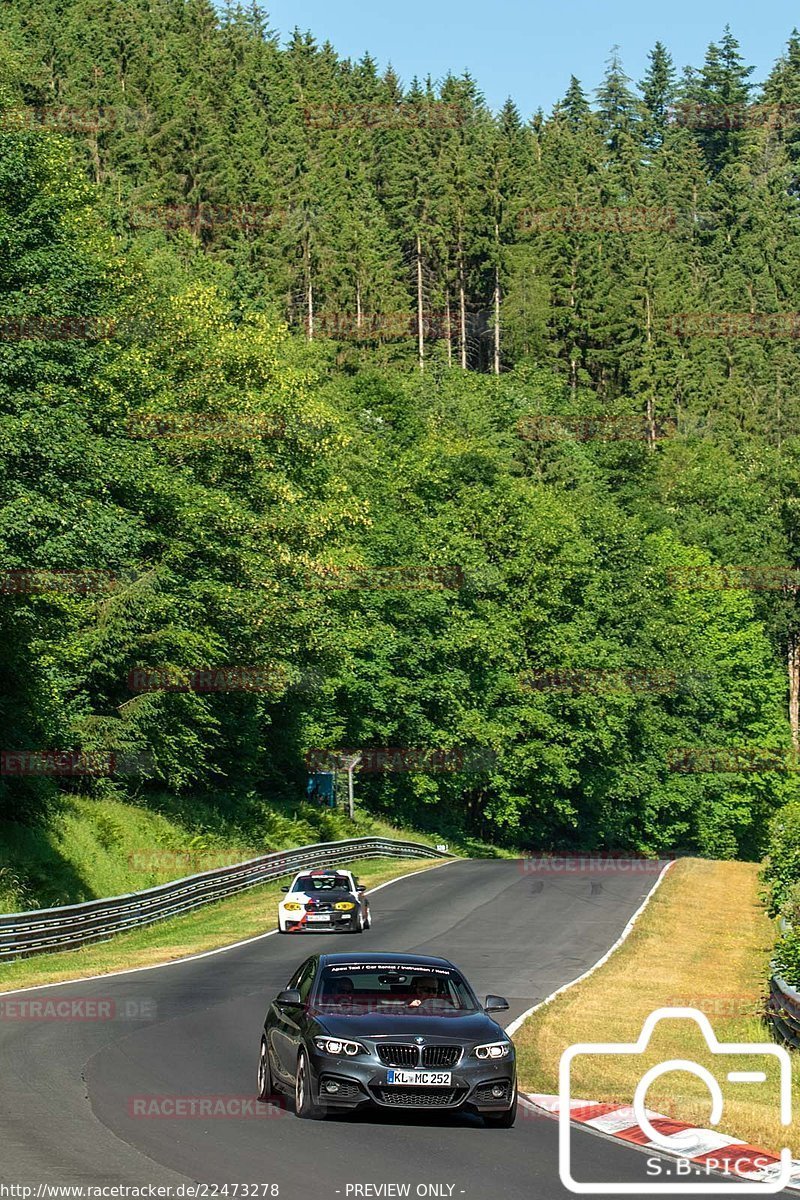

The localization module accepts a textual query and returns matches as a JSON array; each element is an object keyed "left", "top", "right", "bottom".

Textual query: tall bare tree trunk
[
  {"left": 569, "top": 259, "right": 577, "bottom": 399},
  {"left": 306, "top": 280, "right": 313, "bottom": 341},
  {"left": 492, "top": 221, "right": 501, "bottom": 375},
  {"left": 458, "top": 241, "right": 467, "bottom": 370},
  {"left": 445, "top": 288, "right": 453, "bottom": 367},
  {"left": 356, "top": 281, "right": 362, "bottom": 330},
  {"left": 416, "top": 233, "right": 424, "bottom": 373},
  {"left": 789, "top": 632, "right": 800, "bottom": 753},
  {"left": 644, "top": 291, "right": 656, "bottom": 449}
]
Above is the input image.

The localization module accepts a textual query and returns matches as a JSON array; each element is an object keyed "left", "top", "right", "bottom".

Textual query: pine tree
[
  {"left": 639, "top": 42, "right": 676, "bottom": 148},
  {"left": 596, "top": 47, "right": 641, "bottom": 159},
  {"left": 687, "top": 26, "right": 754, "bottom": 172}
]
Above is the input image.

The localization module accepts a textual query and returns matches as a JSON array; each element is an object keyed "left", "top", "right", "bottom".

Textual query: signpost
[{"left": 339, "top": 753, "right": 362, "bottom": 820}]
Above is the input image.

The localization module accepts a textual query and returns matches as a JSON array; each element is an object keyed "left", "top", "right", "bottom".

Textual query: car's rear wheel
[
  {"left": 257, "top": 1035, "right": 274, "bottom": 1102},
  {"left": 484, "top": 1087, "right": 517, "bottom": 1127},
  {"left": 295, "top": 1048, "right": 325, "bottom": 1119}
]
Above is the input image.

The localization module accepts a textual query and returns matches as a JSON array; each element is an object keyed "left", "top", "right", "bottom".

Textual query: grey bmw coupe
[{"left": 257, "top": 952, "right": 517, "bottom": 1125}]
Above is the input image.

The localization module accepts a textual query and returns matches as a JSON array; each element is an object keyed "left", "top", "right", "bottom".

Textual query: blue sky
[{"left": 257, "top": 0, "right": 799, "bottom": 116}]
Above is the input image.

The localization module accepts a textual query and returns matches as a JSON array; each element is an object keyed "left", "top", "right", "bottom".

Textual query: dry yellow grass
[
  {"left": 0, "top": 856, "right": 448, "bottom": 992},
  {"left": 514, "top": 858, "right": 798, "bottom": 1155}
]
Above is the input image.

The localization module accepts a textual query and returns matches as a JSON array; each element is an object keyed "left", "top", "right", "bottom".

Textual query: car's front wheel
[
  {"left": 257, "top": 1035, "right": 274, "bottom": 1102},
  {"left": 294, "top": 1048, "right": 325, "bottom": 1119},
  {"left": 363, "top": 904, "right": 371, "bottom": 929}
]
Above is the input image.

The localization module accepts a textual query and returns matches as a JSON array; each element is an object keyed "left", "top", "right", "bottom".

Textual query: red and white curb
[{"left": 522, "top": 1094, "right": 800, "bottom": 1190}]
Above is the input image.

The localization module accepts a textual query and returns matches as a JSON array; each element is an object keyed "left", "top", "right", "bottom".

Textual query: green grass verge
[{"left": 0, "top": 855, "right": 452, "bottom": 992}]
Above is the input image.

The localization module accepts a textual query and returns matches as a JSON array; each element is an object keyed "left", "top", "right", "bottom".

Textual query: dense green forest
[{"left": 2, "top": 0, "right": 800, "bottom": 860}]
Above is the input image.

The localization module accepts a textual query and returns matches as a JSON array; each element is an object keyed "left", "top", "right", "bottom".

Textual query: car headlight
[
  {"left": 335, "top": 901, "right": 355, "bottom": 910},
  {"left": 282, "top": 902, "right": 303, "bottom": 912},
  {"left": 313, "top": 1037, "right": 364, "bottom": 1056},
  {"left": 473, "top": 1041, "right": 511, "bottom": 1060}
]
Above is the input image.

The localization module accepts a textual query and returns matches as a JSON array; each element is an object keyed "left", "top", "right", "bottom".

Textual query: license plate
[
  {"left": 306, "top": 914, "right": 330, "bottom": 922},
  {"left": 386, "top": 1070, "right": 452, "bottom": 1086}
]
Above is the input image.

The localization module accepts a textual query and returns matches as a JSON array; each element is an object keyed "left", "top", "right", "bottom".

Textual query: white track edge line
[
  {"left": 504, "top": 859, "right": 676, "bottom": 1038},
  {"left": 0, "top": 855, "right": 461, "bottom": 997}
]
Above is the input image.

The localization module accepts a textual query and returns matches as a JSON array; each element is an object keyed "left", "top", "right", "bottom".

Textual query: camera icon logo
[{"left": 559, "top": 1007, "right": 793, "bottom": 1194}]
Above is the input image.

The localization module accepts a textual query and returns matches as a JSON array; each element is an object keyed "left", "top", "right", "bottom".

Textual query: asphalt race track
[{"left": 0, "top": 859, "right": 789, "bottom": 1198}]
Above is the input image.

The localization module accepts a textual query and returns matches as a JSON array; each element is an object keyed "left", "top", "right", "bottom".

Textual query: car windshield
[
  {"left": 313, "top": 964, "right": 480, "bottom": 1013},
  {"left": 292, "top": 874, "right": 351, "bottom": 892}
]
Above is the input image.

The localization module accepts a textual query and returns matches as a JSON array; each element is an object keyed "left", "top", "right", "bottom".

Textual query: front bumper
[
  {"left": 308, "top": 1049, "right": 516, "bottom": 1112},
  {"left": 280, "top": 911, "right": 356, "bottom": 932}
]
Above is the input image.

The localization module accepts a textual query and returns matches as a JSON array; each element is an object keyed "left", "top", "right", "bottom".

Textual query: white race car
[{"left": 278, "top": 868, "right": 371, "bottom": 934}]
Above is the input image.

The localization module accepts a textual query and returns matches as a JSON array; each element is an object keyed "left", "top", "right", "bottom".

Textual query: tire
[
  {"left": 295, "top": 1048, "right": 325, "bottom": 1119},
  {"left": 484, "top": 1087, "right": 517, "bottom": 1128},
  {"left": 364, "top": 904, "right": 371, "bottom": 930},
  {"left": 257, "top": 1035, "right": 274, "bottom": 1102},
  {"left": 351, "top": 908, "right": 365, "bottom": 933}
]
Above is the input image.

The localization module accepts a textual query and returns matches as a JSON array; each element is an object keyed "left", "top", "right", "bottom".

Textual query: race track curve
[{"left": 0, "top": 859, "right": 784, "bottom": 1197}]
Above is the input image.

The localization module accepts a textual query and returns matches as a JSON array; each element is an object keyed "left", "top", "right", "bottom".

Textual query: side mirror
[
  {"left": 280, "top": 886, "right": 290, "bottom": 892},
  {"left": 484, "top": 994, "right": 509, "bottom": 1013},
  {"left": 276, "top": 988, "right": 302, "bottom": 1006},
  {"left": 357, "top": 885, "right": 366, "bottom": 893}
]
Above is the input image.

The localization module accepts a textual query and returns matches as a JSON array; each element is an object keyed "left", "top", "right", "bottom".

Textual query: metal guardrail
[
  {"left": 0, "top": 836, "right": 453, "bottom": 962},
  {"left": 769, "top": 973, "right": 800, "bottom": 1048}
]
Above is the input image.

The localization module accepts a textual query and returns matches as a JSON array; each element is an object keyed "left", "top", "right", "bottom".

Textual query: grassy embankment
[
  {"left": 0, "top": 789, "right": 513, "bottom": 913},
  {"left": 0, "top": 789, "right": 511, "bottom": 989}
]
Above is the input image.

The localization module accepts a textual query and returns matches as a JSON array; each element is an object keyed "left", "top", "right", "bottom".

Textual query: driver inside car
[{"left": 407, "top": 976, "right": 438, "bottom": 1007}]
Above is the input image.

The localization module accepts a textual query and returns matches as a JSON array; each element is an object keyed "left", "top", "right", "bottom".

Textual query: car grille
[
  {"left": 473, "top": 1080, "right": 513, "bottom": 1104},
  {"left": 374, "top": 1088, "right": 464, "bottom": 1108},
  {"left": 376, "top": 1044, "right": 419, "bottom": 1067},
  {"left": 422, "top": 1045, "right": 461, "bottom": 1068}
]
